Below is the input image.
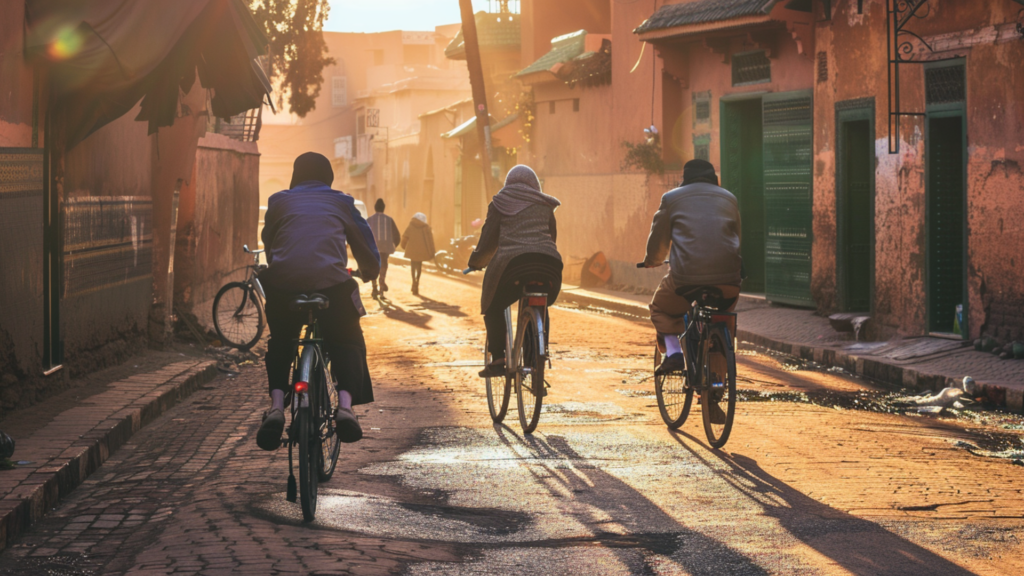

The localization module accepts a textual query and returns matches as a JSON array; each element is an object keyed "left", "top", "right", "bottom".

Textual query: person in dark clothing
[
  {"left": 400, "top": 212, "right": 436, "bottom": 295},
  {"left": 366, "top": 199, "right": 401, "bottom": 298},
  {"left": 467, "top": 165, "right": 563, "bottom": 378},
  {"left": 256, "top": 152, "right": 380, "bottom": 451}
]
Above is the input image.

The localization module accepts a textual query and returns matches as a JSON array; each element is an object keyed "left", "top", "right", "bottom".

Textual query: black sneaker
[
  {"left": 655, "top": 353, "right": 686, "bottom": 376},
  {"left": 478, "top": 359, "right": 506, "bottom": 378},
  {"left": 256, "top": 408, "right": 285, "bottom": 451},
  {"left": 334, "top": 407, "right": 363, "bottom": 443}
]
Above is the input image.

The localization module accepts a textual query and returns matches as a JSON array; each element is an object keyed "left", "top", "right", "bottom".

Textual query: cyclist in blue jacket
[{"left": 256, "top": 152, "right": 380, "bottom": 450}]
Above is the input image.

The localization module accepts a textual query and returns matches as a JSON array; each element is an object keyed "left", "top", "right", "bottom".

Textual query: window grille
[
  {"left": 732, "top": 51, "right": 771, "bottom": 86},
  {"left": 816, "top": 52, "right": 828, "bottom": 83},
  {"left": 693, "top": 133, "right": 710, "bottom": 162},
  {"left": 925, "top": 65, "right": 965, "bottom": 105},
  {"left": 693, "top": 90, "right": 711, "bottom": 128},
  {"left": 332, "top": 77, "right": 347, "bottom": 107}
]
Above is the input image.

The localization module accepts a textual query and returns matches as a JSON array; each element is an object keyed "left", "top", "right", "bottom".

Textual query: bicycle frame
[
  {"left": 682, "top": 304, "right": 736, "bottom": 389},
  {"left": 507, "top": 291, "right": 549, "bottom": 383}
]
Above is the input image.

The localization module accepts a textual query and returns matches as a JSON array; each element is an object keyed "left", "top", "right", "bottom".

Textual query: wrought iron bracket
[{"left": 887, "top": 0, "right": 933, "bottom": 154}]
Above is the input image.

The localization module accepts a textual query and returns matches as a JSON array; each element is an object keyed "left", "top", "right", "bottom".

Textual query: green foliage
[
  {"left": 249, "top": 0, "right": 335, "bottom": 117},
  {"left": 621, "top": 135, "right": 665, "bottom": 176}
]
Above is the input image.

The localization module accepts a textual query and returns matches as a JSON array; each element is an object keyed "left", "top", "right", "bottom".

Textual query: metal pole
[{"left": 458, "top": 0, "right": 495, "bottom": 198}]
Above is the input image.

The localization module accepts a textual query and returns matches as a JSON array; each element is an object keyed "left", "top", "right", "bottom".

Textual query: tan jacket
[
  {"left": 644, "top": 182, "right": 742, "bottom": 287},
  {"left": 401, "top": 218, "right": 436, "bottom": 262}
]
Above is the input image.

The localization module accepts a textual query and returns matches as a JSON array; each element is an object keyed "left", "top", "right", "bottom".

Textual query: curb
[
  {"left": 0, "top": 361, "right": 218, "bottom": 551},
  {"left": 394, "top": 257, "right": 1022, "bottom": 413}
]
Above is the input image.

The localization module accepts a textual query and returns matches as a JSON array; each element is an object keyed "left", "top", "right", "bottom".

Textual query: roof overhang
[{"left": 637, "top": 14, "right": 773, "bottom": 43}]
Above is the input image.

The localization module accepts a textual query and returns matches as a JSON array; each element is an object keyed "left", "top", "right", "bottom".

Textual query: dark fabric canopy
[{"left": 25, "top": 0, "right": 272, "bottom": 147}]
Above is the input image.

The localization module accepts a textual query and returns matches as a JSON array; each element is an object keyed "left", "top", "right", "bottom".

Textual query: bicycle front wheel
[
  {"left": 515, "top": 310, "right": 545, "bottom": 434},
  {"left": 484, "top": 338, "right": 511, "bottom": 423},
  {"left": 315, "top": 349, "right": 341, "bottom": 482},
  {"left": 700, "top": 327, "right": 737, "bottom": 448},
  {"left": 654, "top": 344, "right": 693, "bottom": 429},
  {"left": 212, "top": 281, "right": 264, "bottom": 349},
  {"left": 297, "top": 405, "right": 318, "bottom": 521}
]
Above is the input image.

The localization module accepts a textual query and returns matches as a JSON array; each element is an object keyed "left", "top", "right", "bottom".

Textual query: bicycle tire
[
  {"left": 212, "top": 281, "right": 264, "bottom": 349},
  {"left": 654, "top": 344, "right": 693, "bottom": 429},
  {"left": 515, "top": 310, "right": 545, "bottom": 434},
  {"left": 316, "top": 348, "right": 341, "bottom": 482},
  {"left": 297, "top": 404, "right": 318, "bottom": 521},
  {"left": 700, "top": 327, "right": 737, "bottom": 448},
  {"left": 484, "top": 338, "right": 511, "bottom": 423}
]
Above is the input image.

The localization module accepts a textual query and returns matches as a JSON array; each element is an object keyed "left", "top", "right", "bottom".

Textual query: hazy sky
[{"left": 326, "top": 0, "right": 493, "bottom": 33}]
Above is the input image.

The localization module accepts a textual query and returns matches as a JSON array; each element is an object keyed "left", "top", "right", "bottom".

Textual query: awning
[
  {"left": 26, "top": 0, "right": 272, "bottom": 148},
  {"left": 634, "top": 0, "right": 779, "bottom": 35},
  {"left": 348, "top": 162, "right": 373, "bottom": 177},
  {"left": 516, "top": 30, "right": 587, "bottom": 79},
  {"left": 440, "top": 112, "right": 518, "bottom": 141}
]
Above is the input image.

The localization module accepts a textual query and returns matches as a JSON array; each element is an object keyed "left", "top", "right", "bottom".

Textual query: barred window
[
  {"left": 816, "top": 52, "right": 828, "bottom": 84},
  {"left": 693, "top": 90, "right": 711, "bottom": 128},
  {"left": 925, "top": 65, "right": 965, "bottom": 105},
  {"left": 693, "top": 133, "right": 710, "bottom": 162},
  {"left": 732, "top": 51, "right": 771, "bottom": 86}
]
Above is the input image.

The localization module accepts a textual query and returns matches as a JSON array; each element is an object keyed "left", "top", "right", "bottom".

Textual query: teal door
[
  {"left": 837, "top": 111, "right": 874, "bottom": 312},
  {"left": 762, "top": 91, "right": 814, "bottom": 307},
  {"left": 926, "top": 112, "right": 966, "bottom": 334},
  {"left": 720, "top": 98, "right": 765, "bottom": 293}
]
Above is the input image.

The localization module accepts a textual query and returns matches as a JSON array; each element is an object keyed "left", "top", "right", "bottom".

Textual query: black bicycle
[
  {"left": 639, "top": 263, "right": 737, "bottom": 448},
  {"left": 282, "top": 293, "right": 342, "bottom": 522},
  {"left": 465, "top": 269, "right": 551, "bottom": 434},
  {"left": 212, "top": 244, "right": 266, "bottom": 349}
]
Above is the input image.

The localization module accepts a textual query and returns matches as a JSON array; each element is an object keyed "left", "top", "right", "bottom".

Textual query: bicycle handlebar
[
  {"left": 636, "top": 260, "right": 669, "bottom": 268},
  {"left": 463, "top": 267, "right": 476, "bottom": 275}
]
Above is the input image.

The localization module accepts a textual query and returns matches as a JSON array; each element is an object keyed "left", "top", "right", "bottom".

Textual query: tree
[{"left": 249, "top": 0, "right": 334, "bottom": 117}]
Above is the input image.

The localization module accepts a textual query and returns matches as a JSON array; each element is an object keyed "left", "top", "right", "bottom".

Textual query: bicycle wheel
[
  {"left": 654, "top": 343, "right": 693, "bottom": 429},
  {"left": 297, "top": 403, "right": 318, "bottom": 521},
  {"left": 515, "top": 310, "right": 545, "bottom": 434},
  {"left": 700, "top": 327, "right": 737, "bottom": 448},
  {"left": 212, "top": 281, "right": 264, "bottom": 349},
  {"left": 316, "top": 349, "right": 341, "bottom": 482},
  {"left": 484, "top": 338, "right": 511, "bottom": 423}
]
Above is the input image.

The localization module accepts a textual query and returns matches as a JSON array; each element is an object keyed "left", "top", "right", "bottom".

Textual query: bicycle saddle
[
  {"left": 288, "top": 293, "right": 330, "bottom": 311},
  {"left": 676, "top": 286, "right": 727, "bottom": 309}
]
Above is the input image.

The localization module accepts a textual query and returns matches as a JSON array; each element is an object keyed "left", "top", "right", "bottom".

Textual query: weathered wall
[
  {"left": 815, "top": 0, "right": 1024, "bottom": 340},
  {"left": 174, "top": 133, "right": 261, "bottom": 327}
]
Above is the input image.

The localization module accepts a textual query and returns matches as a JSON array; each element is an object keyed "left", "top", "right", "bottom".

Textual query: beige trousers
[{"left": 649, "top": 274, "right": 740, "bottom": 335}]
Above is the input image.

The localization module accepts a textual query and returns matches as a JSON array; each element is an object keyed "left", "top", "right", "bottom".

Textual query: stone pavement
[
  {"left": 390, "top": 254, "right": 1024, "bottom": 413},
  {"left": 0, "top": 358, "right": 217, "bottom": 551}
]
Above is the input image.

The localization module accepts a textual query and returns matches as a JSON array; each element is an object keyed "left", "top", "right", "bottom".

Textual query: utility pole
[{"left": 458, "top": 0, "right": 494, "bottom": 198}]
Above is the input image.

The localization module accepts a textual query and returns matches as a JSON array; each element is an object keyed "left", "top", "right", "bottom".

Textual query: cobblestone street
[{"left": 0, "top": 268, "right": 1021, "bottom": 575}]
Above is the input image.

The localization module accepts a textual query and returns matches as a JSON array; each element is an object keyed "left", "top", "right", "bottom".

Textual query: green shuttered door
[{"left": 762, "top": 91, "right": 814, "bottom": 307}]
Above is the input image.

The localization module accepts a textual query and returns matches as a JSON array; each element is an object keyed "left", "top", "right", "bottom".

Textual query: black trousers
[
  {"left": 484, "top": 254, "right": 562, "bottom": 358},
  {"left": 264, "top": 279, "right": 374, "bottom": 406},
  {"left": 410, "top": 261, "right": 423, "bottom": 285}
]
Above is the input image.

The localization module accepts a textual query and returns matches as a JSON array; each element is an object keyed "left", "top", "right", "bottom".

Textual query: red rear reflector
[
  {"left": 527, "top": 296, "right": 547, "bottom": 307},
  {"left": 295, "top": 381, "right": 308, "bottom": 393}
]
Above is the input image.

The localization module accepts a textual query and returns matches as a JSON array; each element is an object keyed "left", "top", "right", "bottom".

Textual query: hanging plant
[{"left": 621, "top": 134, "right": 664, "bottom": 176}]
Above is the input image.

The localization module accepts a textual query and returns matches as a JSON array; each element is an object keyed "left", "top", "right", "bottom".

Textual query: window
[
  {"left": 693, "top": 133, "right": 710, "bottom": 162},
  {"left": 692, "top": 90, "right": 711, "bottom": 127},
  {"left": 549, "top": 101, "right": 556, "bottom": 114},
  {"left": 816, "top": 52, "right": 828, "bottom": 84},
  {"left": 573, "top": 98, "right": 580, "bottom": 112},
  {"left": 334, "top": 136, "right": 352, "bottom": 159},
  {"left": 332, "top": 77, "right": 347, "bottom": 107},
  {"left": 732, "top": 51, "right": 771, "bottom": 86},
  {"left": 925, "top": 64, "right": 965, "bottom": 105}
]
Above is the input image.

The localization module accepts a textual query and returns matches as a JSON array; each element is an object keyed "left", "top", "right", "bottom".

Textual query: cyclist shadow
[
  {"left": 668, "top": 430, "right": 976, "bottom": 576},
  {"left": 409, "top": 295, "right": 468, "bottom": 318},
  {"left": 491, "top": 424, "right": 769, "bottom": 575}
]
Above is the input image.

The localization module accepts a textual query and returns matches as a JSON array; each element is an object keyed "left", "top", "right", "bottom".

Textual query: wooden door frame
[
  {"left": 835, "top": 98, "right": 875, "bottom": 313},
  {"left": 924, "top": 60, "right": 968, "bottom": 337}
]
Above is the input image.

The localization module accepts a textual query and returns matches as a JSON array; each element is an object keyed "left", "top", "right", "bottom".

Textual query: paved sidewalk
[
  {"left": 0, "top": 359, "right": 217, "bottom": 550},
  {"left": 391, "top": 254, "right": 1023, "bottom": 413}
]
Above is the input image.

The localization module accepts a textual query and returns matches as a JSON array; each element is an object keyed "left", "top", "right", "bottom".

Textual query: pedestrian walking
[
  {"left": 401, "top": 212, "right": 436, "bottom": 295},
  {"left": 467, "top": 165, "right": 563, "bottom": 377},
  {"left": 366, "top": 199, "right": 401, "bottom": 298}
]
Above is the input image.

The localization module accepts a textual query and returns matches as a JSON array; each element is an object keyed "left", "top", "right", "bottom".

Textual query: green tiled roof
[
  {"left": 634, "top": 0, "right": 779, "bottom": 34},
  {"left": 445, "top": 11, "right": 521, "bottom": 60},
  {"left": 441, "top": 112, "right": 519, "bottom": 139},
  {"left": 515, "top": 30, "right": 587, "bottom": 78}
]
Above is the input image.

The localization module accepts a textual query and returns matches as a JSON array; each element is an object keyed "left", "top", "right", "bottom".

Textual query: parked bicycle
[
  {"left": 465, "top": 268, "right": 551, "bottom": 434},
  {"left": 212, "top": 244, "right": 266, "bottom": 349},
  {"left": 280, "top": 292, "right": 342, "bottom": 521},
  {"left": 638, "top": 262, "right": 738, "bottom": 448}
]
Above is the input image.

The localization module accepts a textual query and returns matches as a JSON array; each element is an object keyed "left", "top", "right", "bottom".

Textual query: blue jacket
[{"left": 260, "top": 181, "right": 380, "bottom": 293}]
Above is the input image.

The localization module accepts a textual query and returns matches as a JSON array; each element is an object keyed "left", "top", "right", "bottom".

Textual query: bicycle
[
  {"left": 465, "top": 268, "right": 551, "bottom": 434},
  {"left": 638, "top": 262, "right": 738, "bottom": 448},
  {"left": 281, "top": 292, "right": 342, "bottom": 522},
  {"left": 212, "top": 244, "right": 266, "bottom": 349}
]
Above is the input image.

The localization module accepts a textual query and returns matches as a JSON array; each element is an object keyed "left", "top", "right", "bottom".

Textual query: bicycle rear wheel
[
  {"left": 515, "top": 310, "right": 545, "bottom": 434},
  {"left": 212, "top": 281, "right": 264, "bottom": 349},
  {"left": 700, "top": 327, "right": 737, "bottom": 448},
  {"left": 315, "top": 349, "right": 341, "bottom": 482},
  {"left": 654, "top": 344, "right": 693, "bottom": 429},
  {"left": 296, "top": 404, "right": 318, "bottom": 521},
  {"left": 484, "top": 338, "right": 511, "bottom": 423}
]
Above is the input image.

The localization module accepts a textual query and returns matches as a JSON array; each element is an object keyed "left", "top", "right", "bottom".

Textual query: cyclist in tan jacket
[{"left": 640, "top": 159, "right": 742, "bottom": 376}]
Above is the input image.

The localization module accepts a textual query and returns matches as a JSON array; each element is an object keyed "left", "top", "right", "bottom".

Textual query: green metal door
[
  {"left": 927, "top": 113, "right": 965, "bottom": 334},
  {"left": 720, "top": 98, "right": 765, "bottom": 293},
  {"left": 838, "top": 116, "right": 873, "bottom": 312},
  {"left": 762, "top": 91, "right": 814, "bottom": 307}
]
